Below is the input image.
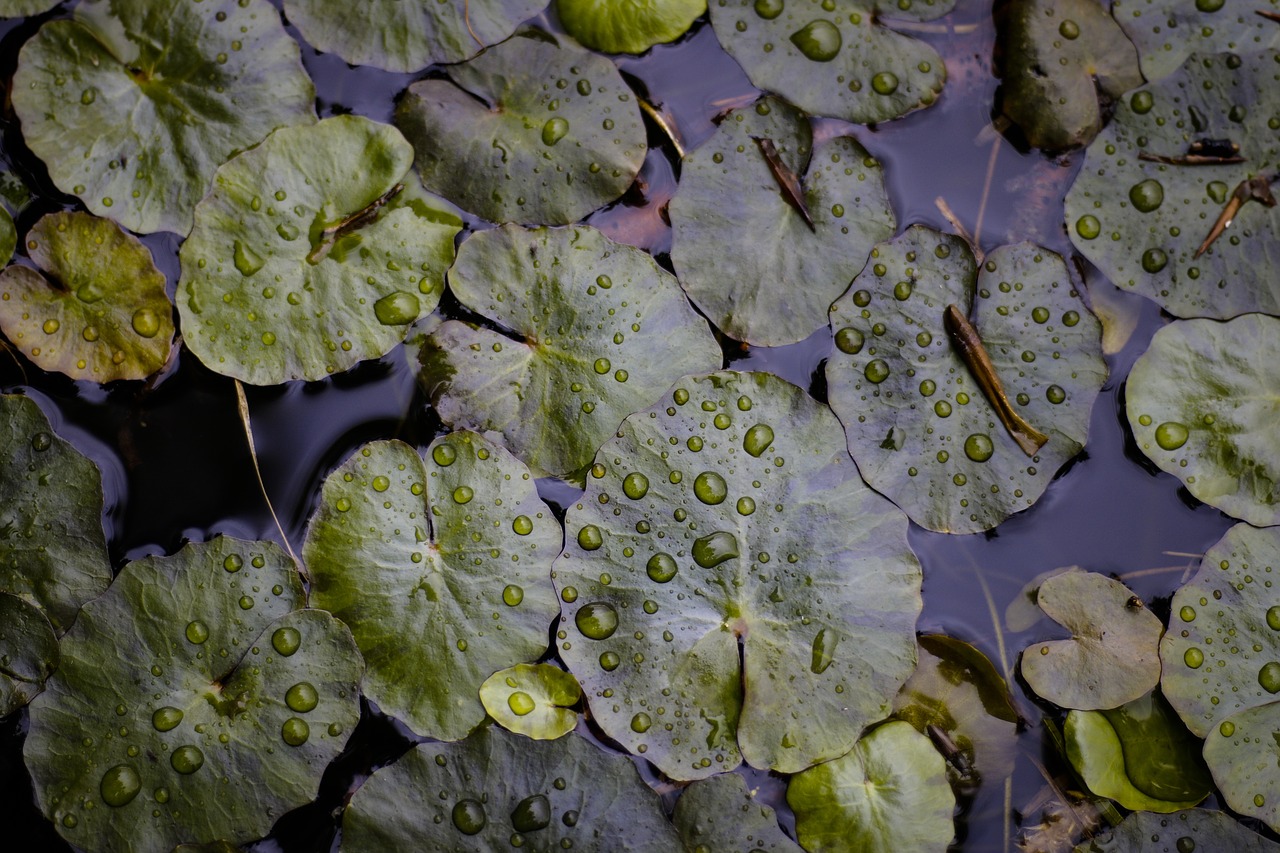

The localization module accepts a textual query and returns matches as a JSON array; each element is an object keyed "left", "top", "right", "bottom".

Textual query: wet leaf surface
[
  {"left": 0, "top": 591, "right": 59, "bottom": 716},
  {"left": 0, "top": 0, "right": 61, "bottom": 17},
  {"left": 0, "top": 205, "right": 13, "bottom": 268},
  {"left": 674, "top": 771, "right": 803, "bottom": 852},
  {"left": 479, "top": 663, "right": 582, "bottom": 741},
  {"left": 557, "top": 0, "right": 706, "bottom": 54},
  {"left": 1112, "top": 0, "right": 1280, "bottom": 82},
  {"left": 1073, "top": 807, "right": 1280, "bottom": 853}
]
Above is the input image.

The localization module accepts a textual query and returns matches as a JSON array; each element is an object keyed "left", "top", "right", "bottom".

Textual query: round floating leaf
[
  {"left": 24, "top": 537, "right": 363, "bottom": 852},
  {"left": 302, "top": 434, "right": 561, "bottom": 741},
  {"left": 999, "top": 0, "right": 1143, "bottom": 151},
  {"left": 708, "top": 0, "right": 950, "bottom": 124},
  {"left": 553, "top": 371, "right": 922, "bottom": 780},
  {"left": 1112, "top": 0, "right": 1280, "bottom": 82},
  {"left": 394, "top": 30, "right": 646, "bottom": 225},
  {"left": 674, "top": 772, "right": 803, "bottom": 853},
  {"left": 1064, "top": 50, "right": 1280, "bottom": 320},
  {"left": 0, "top": 212, "right": 173, "bottom": 382},
  {"left": 1020, "top": 570, "right": 1163, "bottom": 710},
  {"left": 1203, "top": 700, "right": 1280, "bottom": 832},
  {"left": 0, "top": 592, "right": 59, "bottom": 716},
  {"left": 557, "top": 0, "right": 706, "bottom": 54},
  {"left": 1074, "top": 808, "right": 1280, "bottom": 853},
  {"left": 1, "top": 394, "right": 112, "bottom": 633},
  {"left": 825, "top": 226, "right": 1106, "bottom": 534},
  {"left": 668, "top": 96, "right": 895, "bottom": 346},
  {"left": 342, "top": 725, "right": 681, "bottom": 852},
  {"left": 1126, "top": 314, "right": 1280, "bottom": 526},
  {"left": 420, "top": 224, "right": 721, "bottom": 479},
  {"left": 11, "top": 0, "right": 315, "bottom": 235},
  {"left": 1065, "top": 691, "right": 1213, "bottom": 812},
  {"left": 787, "top": 721, "right": 955, "bottom": 853},
  {"left": 283, "top": 0, "right": 544, "bottom": 72},
  {"left": 0, "top": 205, "right": 13, "bottom": 268},
  {"left": 178, "top": 115, "right": 462, "bottom": 385},
  {"left": 479, "top": 663, "right": 582, "bottom": 741},
  {"left": 0, "top": 1, "right": 62, "bottom": 17}
]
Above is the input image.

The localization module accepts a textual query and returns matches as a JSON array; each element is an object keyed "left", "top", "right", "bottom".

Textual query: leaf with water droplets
[
  {"left": 302, "top": 434, "right": 561, "bottom": 741},
  {"left": 0, "top": 394, "right": 112, "bottom": 634},
  {"left": 395, "top": 30, "right": 647, "bottom": 225},
  {"left": 709, "top": 0, "right": 951, "bottom": 124},
  {"left": 1065, "top": 50, "right": 1280, "bottom": 320},
  {"left": 1126, "top": 314, "right": 1280, "bottom": 526},
  {"left": 0, "top": 212, "right": 173, "bottom": 382},
  {"left": 1020, "top": 570, "right": 1163, "bottom": 710},
  {"left": 342, "top": 725, "right": 681, "bottom": 851},
  {"left": 283, "top": 0, "right": 544, "bottom": 72},
  {"left": 178, "top": 115, "right": 462, "bottom": 385},
  {"left": 1073, "top": 807, "right": 1280, "bottom": 853},
  {"left": 1111, "top": 0, "right": 1280, "bottom": 82},
  {"left": 420, "top": 224, "right": 720, "bottom": 478},
  {"left": 669, "top": 96, "right": 895, "bottom": 346},
  {"left": 788, "top": 721, "right": 956, "bottom": 852},
  {"left": 479, "top": 663, "right": 582, "bottom": 741},
  {"left": 24, "top": 536, "right": 363, "bottom": 852},
  {"left": 0, "top": 0, "right": 61, "bottom": 16},
  {"left": 553, "top": 371, "right": 922, "bottom": 780},
  {"left": 0, "top": 592, "right": 59, "bottom": 716},
  {"left": 674, "top": 772, "right": 803, "bottom": 853},
  {"left": 557, "top": 0, "right": 706, "bottom": 54},
  {"left": 825, "top": 226, "right": 1107, "bottom": 534},
  {"left": 10, "top": 0, "right": 315, "bottom": 235},
  {"left": 0, "top": 205, "right": 13, "bottom": 268}
]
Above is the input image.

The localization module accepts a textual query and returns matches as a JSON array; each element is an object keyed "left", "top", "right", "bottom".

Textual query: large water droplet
[
  {"left": 100, "top": 764, "right": 140, "bottom": 807},
  {"left": 452, "top": 799, "right": 487, "bottom": 835},
  {"left": 272, "top": 626, "right": 302, "bottom": 656},
  {"left": 834, "top": 327, "right": 864, "bottom": 354},
  {"left": 864, "top": 359, "right": 889, "bottom": 384},
  {"left": 286, "top": 682, "right": 319, "bottom": 713},
  {"left": 233, "top": 240, "right": 265, "bottom": 276},
  {"left": 964, "top": 434, "right": 994, "bottom": 463},
  {"left": 152, "top": 706, "right": 183, "bottom": 732},
  {"left": 185, "top": 620, "right": 209, "bottom": 644},
  {"left": 1154, "top": 421, "right": 1189, "bottom": 451},
  {"left": 1129, "top": 180, "right": 1164, "bottom": 213},
  {"left": 810, "top": 627, "right": 838, "bottom": 674},
  {"left": 744, "top": 424, "right": 774, "bottom": 458},
  {"left": 1075, "top": 215, "right": 1100, "bottom": 240},
  {"left": 576, "top": 602, "right": 619, "bottom": 640},
  {"left": 508, "top": 691, "right": 536, "bottom": 716},
  {"left": 511, "top": 793, "right": 551, "bottom": 832},
  {"left": 1141, "top": 248, "right": 1168, "bottom": 273},
  {"left": 1267, "top": 606, "right": 1280, "bottom": 631},
  {"left": 170, "top": 745, "right": 204, "bottom": 774},
  {"left": 1259, "top": 661, "right": 1280, "bottom": 694},
  {"left": 503, "top": 584, "right": 524, "bottom": 606},
  {"left": 693, "top": 471, "right": 728, "bottom": 505},
  {"left": 623, "top": 472, "right": 649, "bottom": 500},
  {"left": 790, "top": 20, "right": 841, "bottom": 62},
  {"left": 871, "top": 72, "right": 899, "bottom": 96},
  {"left": 374, "top": 291, "right": 420, "bottom": 325},
  {"left": 647, "top": 553, "right": 678, "bottom": 583},
  {"left": 282, "top": 717, "right": 310, "bottom": 746},
  {"left": 432, "top": 444, "right": 457, "bottom": 466},
  {"left": 1183, "top": 647, "right": 1204, "bottom": 669},
  {"left": 542, "top": 117, "right": 570, "bottom": 146},
  {"left": 577, "top": 525, "right": 603, "bottom": 550},
  {"left": 692, "top": 531, "right": 739, "bottom": 568},
  {"left": 754, "top": 0, "right": 784, "bottom": 19},
  {"left": 132, "top": 308, "right": 161, "bottom": 338}
]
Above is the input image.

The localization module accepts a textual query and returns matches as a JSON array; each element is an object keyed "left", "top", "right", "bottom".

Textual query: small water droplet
[
  {"left": 282, "top": 717, "right": 310, "bottom": 746},
  {"left": 507, "top": 691, "right": 536, "bottom": 717},
  {"left": 31, "top": 432, "right": 52, "bottom": 452},
  {"left": 1154, "top": 422, "right": 1189, "bottom": 451}
]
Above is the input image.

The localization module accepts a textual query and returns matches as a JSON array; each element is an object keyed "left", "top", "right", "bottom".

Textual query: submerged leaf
[
  {"left": 674, "top": 772, "right": 803, "bottom": 852},
  {"left": 554, "top": 371, "right": 922, "bottom": 780},
  {"left": 479, "top": 663, "right": 582, "bottom": 741},
  {"left": 11, "top": 0, "right": 315, "bottom": 234},
  {"left": 0, "top": 212, "right": 173, "bottom": 382},
  {"left": 557, "top": 0, "right": 707, "bottom": 54},
  {"left": 1074, "top": 808, "right": 1280, "bottom": 853},
  {"left": 0, "top": 592, "right": 59, "bottom": 716},
  {"left": 1112, "top": 0, "right": 1280, "bottom": 82}
]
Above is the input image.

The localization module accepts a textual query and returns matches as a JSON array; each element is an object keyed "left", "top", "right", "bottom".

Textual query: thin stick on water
[{"left": 235, "top": 380, "right": 302, "bottom": 571}]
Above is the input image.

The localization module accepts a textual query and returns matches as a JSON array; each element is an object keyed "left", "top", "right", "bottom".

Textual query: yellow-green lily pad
[
  {"left": 479, "top": 663, "right": 582, "bottom": 741},
  {"left": 557, "top": 0, "right": 707, "bottom": 54}
]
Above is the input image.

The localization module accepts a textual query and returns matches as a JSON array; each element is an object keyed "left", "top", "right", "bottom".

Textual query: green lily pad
[
  {"left": 1203, "top": 700, "right": 1280, "bottom": 832},
  {"left": 787, "top": 721, "right": 955, "bottom": 853},
  {"left": 825, "top": 226, "right": 1107, "bottom": 534},
  {"left": 178, "top": 115, "right": 462, "bottom": 385},
  {"left": 0, "top": 211, "right": 173, "bottom": 382},
  {"left": 419, "top": 224, "right": 721, "bottom": 479},
  {"left": 668, "top": 96, "right": 895, "bottom": 346},
  {"left": 479, "top": 664, "right": 582, "bottom": 741},
  {"left": 10, "top": 0, "right": 315, "bottom": 235},
  {"left": 302, "top": 434, "right": 561, "bottom": 741},
  {"left": 394, "top": 30, "right": 647, "bottom": 226},
  {"left": 24, "top": 536, "right": 363, "bottom": 852},
  {"left": 1126, "top": 314, "right": 1280, "bottom": 526},
  {"left": 1064, "top": 50, "right": 1280, "bottom": 320},
  {"left": 0, "top": 592, "right": 59, "bottom": 716},
  {"left": 554, "top": 371, "right": 922, "bottom": 780},
  {"left": 1021, "top": 570, "right": 1163, "bottom": 710},
  {"left": 342, "top": 725, "right": 682, "bottom": 851},
  {"left": 1, "top": 394, "right": 112, "bottom": 633},
  {"left": 1074, "top": 808, "right": 1280, "bottom": 853},
  {"left": 999, "top": 0, "right": 1143, "bottom": 151},
  {"left": 282, "top": 0, "right": 544, "bottom": 72},
  {"left": 708, "top": 0, "right": 950, "bottom": 124},
  {"left": 557, "top": 0, "right": 707, "bottom": 54},
  {"left": 1112, "top": 0, "right": 1280, "bottom": 82},
  {"left": 1064, "top": 691, "right": 1213, "bottom": 812},
  {"left": 674, "top": 772, "right": 803, "bottom": 853},
  {"left": 0, "top": 205, "right": 13, "bottom": 268},
  {"left": 0, "top": 1, "right": 62, "bottom": 17}
]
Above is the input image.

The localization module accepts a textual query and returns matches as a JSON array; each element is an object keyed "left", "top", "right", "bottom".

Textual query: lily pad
[
  {"left": 708, "top": 0, "right": 950, "bottom": 124},
  {"left": 302, "top": 434, "right": 561, "bottom": 741},
  {"left": 787, "top": 721, "right": 955, "bottom": 853},
  {"left": 419, "top": 224, "right": 721, "bottom": 479},
  {"left": 1064, "top": 50, "right": 1280, "bottom": 320},
  {"left": 668, "top": 96, "right": 895, "bottom": 346},
  {"left": 557, "top": 0, "right": 706, "bottom": 54},
  {"left": 999, "top": 0, "right": 1143, "bottom": 151},
  {"left": 282, "top": 0, "right": 544, "bottom": 72},
  {"left": 342, "top": 725, "right": 682, "bottom": 851},
  {"left": 178, "top": 115, "right": 462, "bottom": 385},
  {"left": 1021, "top": 570, "right": 1163, "bottom": 710},
  {"left": 479, "top": 663, "right": 582, "bottom": 741},
  {"left": 394, "top": 30, "right": 647, "bottom": 225},
  {"left": 553, "top": 370, "right": 922, "bottom": 780},
  {"left": 1074, "top": 808, "right": 1280, "bottom": 853},
  {"left": 825, "top": 226, "right": 1107, "bottom": 534},
  {"left": 1112, "top": 0, "right": 1280, "bottom": 82},
  {"left": 0, "top": 211, "right": 173, "bottom": 382},
  {"left": 674, "top": 772, "right": 803, "bottom": 853},
  {"left": 24, "top": 536, "right": 363, "bottom": 852},
  {"left": 0, "top": 592, "right": 59, "bottom": 716},
  {"left": 10, "top": 0, "right": 315, "bottom": 235},
  {"left": 1, "top": 394, "right": 112, "bottom": 633},
  {"left": 1126, "top": 314, "right": 1280, "bottom": 526},
  {"left": 0, "top": 1, "right": 62, "bottom": 17},
  {"left": 1064, "top": 691, "right": 1213, "bottom": 812},
  {"left": 0, "top": 205, "right": 13, "bottom": 268}
]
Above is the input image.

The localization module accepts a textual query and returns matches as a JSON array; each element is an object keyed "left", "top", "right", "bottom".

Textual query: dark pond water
[{"left": 0, "top": 0, "right": 1249, "bottom": 850}]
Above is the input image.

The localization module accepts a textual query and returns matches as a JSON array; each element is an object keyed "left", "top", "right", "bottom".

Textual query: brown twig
[
  {"left": 1194, "top": 171, "right": 1277, "bottom": 258},
  {"left": 235, "top": 380, "right": 303, "bottom": 574},
  {"left": 464, "top": 0, "right": 483, "bottom": 49},
  {"left": 638, "top": 98, "right": 686, "bottom": 160},
  {"left": 753, "top": 137, "right": 815, "bottom": 232}
]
